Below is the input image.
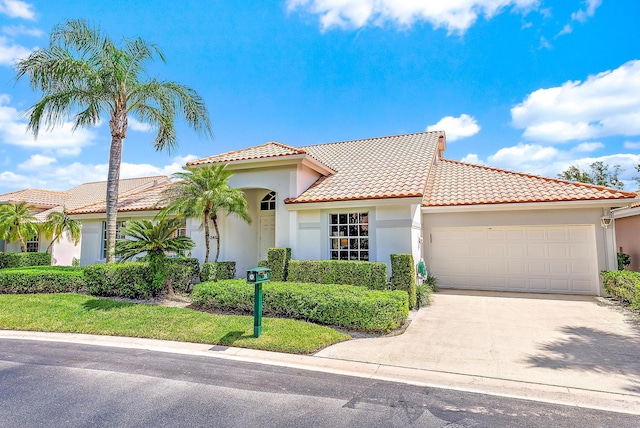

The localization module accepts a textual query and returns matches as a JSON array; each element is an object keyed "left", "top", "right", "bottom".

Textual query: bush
[
  {"left": 601, "top": 270, "right": 640, "bottom": 308},
  {"left": 416, "top": 284, "right": 431, "bottom": 308},
  {"left": 84, "top": 262, "right": 192, "bottom": 299},
  {"left": 390, "top": 254, "right": 417, "bottom": 309},
  {"left": 266, "top": 248, "right": 291, "bottom": 281},
  {"left": 0, "top": 252, "right": 51, "bottom": 269},
  {"left": 0, "top": 266, "right": 85, "bottom": 294},
  {"left": 191, "top": 280, "right": 409, "bottom": 333},
  {"left": 200, "top": 261, "right": 236, "bottom": 282},
  {"left": 287, "top": 259, "right": 388, "bottom": 290},
  {"left": 618, "top": 253, "right": 631, "bottom": 270},
  {"left": 166, "top": 257, "right": 200, "bottom": 288}
]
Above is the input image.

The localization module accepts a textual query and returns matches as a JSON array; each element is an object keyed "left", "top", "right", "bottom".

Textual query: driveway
[{"left": 315, "top": 290, "right": 640, "bottom": 397}]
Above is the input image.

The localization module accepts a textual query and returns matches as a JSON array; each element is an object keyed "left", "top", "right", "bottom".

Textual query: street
[{"left": 0, "top": 339, "right": 635, "bottom": 427}]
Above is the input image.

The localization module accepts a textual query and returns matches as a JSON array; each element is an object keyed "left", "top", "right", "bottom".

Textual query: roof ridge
[
  {"left": 301, "top": 130, "right": 445, "bottom": 149},
  {"left": 189, "top": 142, "right": 295, "bottom": 165},
  {"left": 67, "top": 181, "right": 172, "bottom": 214},
  {"left": 66, "top": 175, "right": 168, "bottom": 189},
  {"left": 441, "top": 158, "right": 638, "bottom": 197},
  {"left": 266, "top": 141, "right": 306, "bottom": 154}
]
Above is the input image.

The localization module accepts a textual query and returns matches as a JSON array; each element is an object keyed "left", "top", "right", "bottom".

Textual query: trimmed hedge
[
  {"left": 287, "top": 259, "right": 388, "bottom": 290},
  {"left": 191, "top": 279, "right": 409, "bottom": 332},
  {"left": 84, "top": 262, "right": 192, "bottom": 298},
  {"left": 601, "top": 270, "right": 640, "bottom": 308},
  {"left": 200, "top": 261, "right": 236, "bottom": 282},
  {"left": 0, "top": 266, "right": 85, "bottom": 294},
  {"left": 266, "top": 248, "right": 291, "bottom": 281},
  {"left": 390, "top": 254, "right": 417, "bottom": 309},
  {"left": 0, "top": 252, "right": 51, "bottom": 269}
]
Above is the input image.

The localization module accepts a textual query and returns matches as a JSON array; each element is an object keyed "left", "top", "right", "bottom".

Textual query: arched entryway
[{"left": 258, "top": 191, "right": 276, "bottom": 262}]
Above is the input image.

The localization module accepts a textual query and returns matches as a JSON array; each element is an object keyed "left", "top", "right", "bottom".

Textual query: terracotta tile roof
[
  {"left": 0, "top": 189, "right": 71, "bottom": 207},
  {"left": 187, "top": 142, "right": 308, "bottom": 166},
  {"left": 423, "top": 159, "right": 637, "bottom": 206},
  {"left": 67, "top": 182, "right": 172, "bottom": 215},
  {"left": 286, "top": 131, "right": 443, "bottom": 203},
  {"left": 64, "top": 176, "right": 170, "bottom": 209},
  {"left": 34, "top": 206, "right": 64, "bottom": 222}
]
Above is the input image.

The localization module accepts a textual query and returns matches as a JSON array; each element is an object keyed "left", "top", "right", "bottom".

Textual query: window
[
  {"left": 168, "top": 218, "right": 188, "bottom": 257},
  {"left": 260, "top": 191, "right": 276, "bottom": 211},
  {"left": 102, "top": 221, "right": 126, "bottom": 259},
  {"left": 329, "top": 212, "right": 369, "bottom": 261},
  {"left": 26, "top": 235, "right": 39, "bottom": 253}
]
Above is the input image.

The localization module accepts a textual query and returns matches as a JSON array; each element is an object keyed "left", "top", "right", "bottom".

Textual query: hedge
[
  {"left": 390, "top": 254, "right": 417, "bottom": 309},
  {"left": 191, "top": 279, "right": 409, "bottom": 332},
  {"left": 84, "top": 262, "right": 192, "bottom": 298},
  {"left": 266, "top": 248, "right": 291, "bottom": 281},
  {"left": 601, "top": 270, "right": 640, "bottom": 308},
  {"left": 0, "top": 266, "right": 85, "bottom": 294},
  {"left": 200, "top": 261, "right": 236, "bottom": 282},
  {"left": 0, "top": 252, "right": 51, "bottom": 269},
  {"left": 287, "top": 259, "right": 388, "bottom": 290}
]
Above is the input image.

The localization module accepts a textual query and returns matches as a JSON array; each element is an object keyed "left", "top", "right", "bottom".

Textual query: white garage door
[{"left": 430, "top": 225, "right": 598, "bottom": 295}]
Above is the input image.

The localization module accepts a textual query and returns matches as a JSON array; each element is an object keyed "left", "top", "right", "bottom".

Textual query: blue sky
[{"left": 1, "top": 0, "right": 639, "bottom": 193}]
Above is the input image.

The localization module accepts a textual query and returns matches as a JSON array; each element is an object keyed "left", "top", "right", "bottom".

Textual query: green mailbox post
[{"left": 247, "top": 268, "right": 271, "bottom": 338}]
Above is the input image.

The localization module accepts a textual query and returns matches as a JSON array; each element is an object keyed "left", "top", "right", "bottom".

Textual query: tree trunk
[
  {"left": 105, "top": 110, "right": 127, "bottom": 263},
  {"left": 18, "top": 233, "right": 26, "bottom": 252},
  {"left": 203, "top": 208, "right": 211, "bottom": 262},
  {"left": 213, "top": 214, "right": 220, "bottom": 263}
]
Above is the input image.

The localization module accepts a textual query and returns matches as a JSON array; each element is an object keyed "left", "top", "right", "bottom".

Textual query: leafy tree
[
  {"left": 41, "top": 209, "right": 82, "bottom": 253},
  {"left": 557, "top": 161, "right": 625, "bottom": 190},
  {"left": 634, "top": 164, "right": 640, "bottom": 188},
  {"left": 16, "top": 19, "right": 212, "bottom": 263},
  {"left": 115, "top": 218, "right": 195, "bottom": 294},
  {"left": 0, "top": 202, "right": 39, "bottom": 252},
  {"left": 160, "top": 165, "right": 251, "bottom": 262}
]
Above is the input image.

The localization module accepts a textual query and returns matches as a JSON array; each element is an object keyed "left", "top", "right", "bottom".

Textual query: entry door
[{"left": 259, "top": 215, "right": 275, "bottom": 262}]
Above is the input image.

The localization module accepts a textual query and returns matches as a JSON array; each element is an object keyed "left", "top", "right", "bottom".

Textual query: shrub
[
  {"left": 287, "top": 259, "right": 388, "bottom": 290},
  {"left": 0, "top": 252, "right": 51, "bottom": 269},
  {"left": 390, "top": 254, "right": 417, "bottom": 309},
  {"left": 266, "top": 248, "right": 291, "bottom": 281},
  {"left": 191, "top": 280, "right": 409, "bottom": 333},
  {"left": 416, "top": 284, "right": 431, "bottom": 308},
  {"left": 601, "top": 270, "right": 640, "bottom": 308},
  {"left": 166, "top": 257, "right": 200, "bottom": 289},
  {"left": 200, "top": 261, "right": 236, "bottom": 282},
  {"left": 0, "top": 266, "right": 85, "bottom": 294},
  {"left": 257, "top": 260, "right": 268, "bottom": 268},
  {"left": 618, "top": 253, "right": 631, "bottom": 270}
]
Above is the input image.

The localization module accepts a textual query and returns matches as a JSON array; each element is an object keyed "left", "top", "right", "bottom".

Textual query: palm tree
[
  {"left": 115, "top": 218, "right": 195, "bottom": 294},
  {"left": 0, "top": 202, "right": 39, "bottom": 252},
  {"left": 160, "top": 165, "right": 251, "bottom": 262},
  {"left": 15, "top": 19, "right": 212, "bottom": 263},
  {"left": 41, "top": 209, "right": 82, "bottom": 253}
]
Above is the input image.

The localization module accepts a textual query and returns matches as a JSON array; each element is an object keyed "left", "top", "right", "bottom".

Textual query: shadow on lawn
[
  {"left": 219, "top": 331, "right": 253, "bottom": 345},
  {"left": 524, "top": 326, "right": 640, "bottom": 393},
  {"left": 82, "top": 299, "right": 135, "bottom": 311}
]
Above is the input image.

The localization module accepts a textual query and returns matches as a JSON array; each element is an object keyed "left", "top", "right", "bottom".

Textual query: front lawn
[{"left": 0, "top": 293, "right": 349, "bottom": 354}]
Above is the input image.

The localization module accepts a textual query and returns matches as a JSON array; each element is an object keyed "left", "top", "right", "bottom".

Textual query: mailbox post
[{"left": 247, "top": 268, "right": 271, "bottom": 338}]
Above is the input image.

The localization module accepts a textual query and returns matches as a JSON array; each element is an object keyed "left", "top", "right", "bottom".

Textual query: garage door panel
[{"left": 430, "top": 225, "right": 598, "bottom": 295}]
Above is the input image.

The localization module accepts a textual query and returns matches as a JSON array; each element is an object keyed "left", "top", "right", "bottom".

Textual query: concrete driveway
[{"left": 315, "top": 290, "right": 640, "bottom": 398}]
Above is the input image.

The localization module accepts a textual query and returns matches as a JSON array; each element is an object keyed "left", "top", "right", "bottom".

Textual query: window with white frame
[
  {"left": 168, "top": 218, "right": 188, "bottom": 257},
  {"left": 102, "top": 221, "right": 126, "bottom": 259},
  {"left": 260, "top": 191, "right": 276, "bottom": 211},
  {"left": 26, "top": 235, "right": 39, "bottom": 253},
  {"left": 329, "top": 212, "right": 369, "bottom": 261}
]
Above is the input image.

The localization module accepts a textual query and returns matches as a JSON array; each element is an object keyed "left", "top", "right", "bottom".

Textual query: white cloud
[
  {"left": 18, "top": 154, "right": 56, "bottom": 169},
  {"left": 624, "top": 141, "right": 640, "bottom": 150},
  {"left": 460, "top": 153, "right": 484, "bottom": 165},
  {"left": 0, "top": 0, "right": 35, "bottom": 20},
  {"left": 574, "top": 142, "right": 603, "bottom": 152},
  {"left": 557, "top": 0, "right": 601, "bottom": 37},
  {"left": 0, "top": 35, "right": 31, "bottom": 65},
  {"left": 128, "top": 117, "right": 153, "bottom": 132},
  {"left": 287, "top": 0, "right": 539, "bottom": 34},
  {"left": 0, "top": 94, "right": 98, "bottom": 155},
  {"left": 511, "top": 60, "right": 640, "bottom": 143},
  {"left": 1, "top": 24, "right": 43, "bottom": 37},
  {"left": 427, "top": 114, "right": 480, "bottom": 141}
]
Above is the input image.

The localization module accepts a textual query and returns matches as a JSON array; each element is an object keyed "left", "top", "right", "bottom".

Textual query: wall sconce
[{"left": 600, "top": 215, "right": 612, "bottom": 228}]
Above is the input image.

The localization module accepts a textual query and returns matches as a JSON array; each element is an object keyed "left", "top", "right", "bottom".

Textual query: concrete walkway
[{"left": 2, "top": 290, "right": 639, "bottom": 415}]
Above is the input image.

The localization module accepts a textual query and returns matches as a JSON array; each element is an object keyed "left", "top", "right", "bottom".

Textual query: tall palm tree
[
  {"left": 159, "top": 165, "right": 251, "bottom": 262},
  {"left": 41, "top": 209, "right": 82, "bottom": 253},
  {"left": 15, "top": 19, "right": 212, "bottom": 263},
  {"left": 0, "top": 202, "right": 39, "bottom": 252}
]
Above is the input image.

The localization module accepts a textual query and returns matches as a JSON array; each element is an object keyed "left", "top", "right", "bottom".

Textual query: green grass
[{"left": 0, "top": 293, "right": 350, "bottom": 354}]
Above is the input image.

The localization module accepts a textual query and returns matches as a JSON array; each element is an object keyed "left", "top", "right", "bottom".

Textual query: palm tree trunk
[
  {"left": 203, "top": 208, "right": 211, "bottom": 262},
  {"left": 105, "top": 110, "right": 127, "bottom": 263},
  {"left": 18, "top": 233, "right": 26, "bottom": 252},
  {"left": 213, "top": 214, "right": 220, "bottom": 263}
]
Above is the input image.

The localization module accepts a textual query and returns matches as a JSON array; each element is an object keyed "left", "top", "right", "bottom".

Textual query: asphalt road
[{"left": 0, "top": 339, "right": 635, "bottom": 427}]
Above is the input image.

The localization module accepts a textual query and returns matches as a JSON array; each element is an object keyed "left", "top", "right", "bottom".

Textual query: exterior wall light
[{"left": 600, "top": 216, "right": 613, "bottom": 228}]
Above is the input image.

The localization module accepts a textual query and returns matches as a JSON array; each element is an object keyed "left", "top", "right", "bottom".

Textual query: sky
[{"left": 1, "top": 0, "right": 639, "bottom": 194}]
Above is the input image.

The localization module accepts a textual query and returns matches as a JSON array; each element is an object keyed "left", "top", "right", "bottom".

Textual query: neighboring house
[
  {"left": 185, "top": 131, "right": 637, "bottom": 296},
  {"left": 0, "top": 176, "right": 170, "bottom": 265},
  {"left": 612, "top": 192, "right": 640, "bottom": 272}
]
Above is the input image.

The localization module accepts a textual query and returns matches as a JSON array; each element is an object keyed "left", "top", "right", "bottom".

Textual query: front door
[{"left": 259, "top": 214, "right": 275, "bottom": 262}]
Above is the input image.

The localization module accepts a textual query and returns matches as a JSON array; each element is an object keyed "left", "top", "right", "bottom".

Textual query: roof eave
[{"left": 421, "top": 197, "right": 639, "bottom": 213}]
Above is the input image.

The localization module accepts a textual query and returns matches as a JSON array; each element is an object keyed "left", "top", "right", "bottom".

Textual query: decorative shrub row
[
  {"left": 0, "top": 252, "right": 51, "bottom": 269},
  {"left": 601, "top": 270, "right": 640, "bottom": 308},
  {"left": 266, "top": 248, "right": 291, "bottom": 281},
  {"left": 84, "top": 262, "right": 192, "bottom": 299},
  {"left": 287, "top": 259, "right": 388, "bottom": 290},
  {"left": 200, "top": 261, "right": 236, "bottom": 282},
  {"left": 191, "top": 279, "right": 409, "bottom": 332},
  {"left": 390, "top": 254, "right": 417, "bottom": 309},
  {"left": 0, "top": 266, "right": 85, "bottom": 294}
]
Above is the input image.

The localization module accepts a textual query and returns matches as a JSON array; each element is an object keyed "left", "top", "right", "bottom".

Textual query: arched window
[{"left": 260, "top": 191, "right": 276, "bottom": 211}]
